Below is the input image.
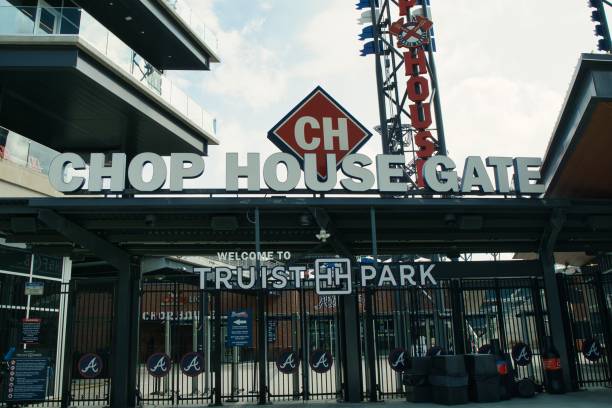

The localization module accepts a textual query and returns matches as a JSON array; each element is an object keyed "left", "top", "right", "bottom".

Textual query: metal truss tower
[{"left": 365, "top": 0, "right": 447, "bottom": 191}]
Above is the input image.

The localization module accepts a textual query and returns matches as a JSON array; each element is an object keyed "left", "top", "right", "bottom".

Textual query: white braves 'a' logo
[
  {"left": 185, "top": 356, "right": 201, "bottom": 372},
  {"left": 82, "top": 358, "right": 99, "bottom": 374},
  {"left": 152, "top": 357, "right": 168, "bottom": 373},
  {"left": 585, "top": 342, "right": 601, "bottom": 358},
  {"left": 516, "top": 346, "right": 530, "bottom": 363},
  {"left": 280, "top": 353, "right": 296, "bottom": 369},
  {"left": 313, "top": 353, "right": 329, "bottom": 369},
  {"left": 391, "top": 351, "right": 406, "bottom": 368}
]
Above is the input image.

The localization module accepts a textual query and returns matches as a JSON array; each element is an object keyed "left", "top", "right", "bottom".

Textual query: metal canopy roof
[
  {"left": 1, "top": 197, "right": 611, "bottom": 260},
  {"left": 0, "top": 44, "right": 212, "bottom": 156},
  {"left": 542, "top": 53, "right": 612, "bottom": 199}
]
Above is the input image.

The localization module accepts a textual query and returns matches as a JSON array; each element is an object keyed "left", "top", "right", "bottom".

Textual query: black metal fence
[
  {"left": 559, "top": 272, "right": 612, "bottom": 388},
  {"left": 363, "top": 277, "right": 550, "bottom": 400},
  {"left": 4, "top": 269, "right": 611, "bottom": 407}
]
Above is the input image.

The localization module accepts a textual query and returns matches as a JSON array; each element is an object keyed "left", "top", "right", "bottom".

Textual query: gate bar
[
  {"left": 594, "top": 271, "right": 612, "bottom": 385},
  {"left": 255, "top": 207, "right": 268, "bottom": 405},
  {"left": 214, "top": 292, "right": 222, "bottom": 405},
  {"left": 364, "top": 207, "right": 378, "bottom": 402}
]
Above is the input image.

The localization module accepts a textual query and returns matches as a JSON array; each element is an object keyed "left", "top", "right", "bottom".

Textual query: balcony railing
[
  {"left": 0, "top": 125, "right": 59, "bottom": 176},
  {"left": 160, "top": 0, "right": 219, "bottom": 56},
  {"left": 0, "top": 6, "right": 217, "bottom": 140}
]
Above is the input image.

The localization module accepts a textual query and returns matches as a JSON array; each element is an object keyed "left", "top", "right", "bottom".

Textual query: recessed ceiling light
[{"left": 125, "top": 16, "right": 133, "bottom": 21}]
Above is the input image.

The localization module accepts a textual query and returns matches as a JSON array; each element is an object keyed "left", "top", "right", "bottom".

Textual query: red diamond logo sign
[{"left": 268, "top": 86, "right": 372, "bottom": 179}]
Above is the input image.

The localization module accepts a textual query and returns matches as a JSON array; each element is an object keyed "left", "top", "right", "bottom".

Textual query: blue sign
[
  {"left": 180, "top": 352, "right": 205, "bottom": 377},
  {"left": 6, "top": 355, "right": 49, "bottom": 402},
  {"left": 582, "top": 338, "right": 603, "bottom": 362},
  {"left": 511, "top": 343, "right": 533, "bottom": 366},
  {"left": 388, "top": 348, "right": 409, "bottom": 372},
  {"left": 227, "top": 309, "right": 253, "bottom": 347},
  {"left": 78, "top": 353, "right": 103, "bottom": 379},
  {"left": 146, "top": 353, "right": 171, "bottom": 378}
]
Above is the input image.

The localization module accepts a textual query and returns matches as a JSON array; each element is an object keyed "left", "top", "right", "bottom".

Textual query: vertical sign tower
[{"left": 358, "top": 0, "right": 446, "bottom": 191}]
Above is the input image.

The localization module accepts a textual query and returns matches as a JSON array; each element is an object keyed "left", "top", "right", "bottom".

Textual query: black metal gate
[
  {"left": 136, "top": 277, "right": 343, "bottom": 405},
  {"left": 560, "top": 272, "right": 612, "bottom": 388},
  {"left": 364, "top": 276, "right": 550, "bottom": 400},
  {"left": 64, "top": 279, "right": 116, "bottom": 406}
]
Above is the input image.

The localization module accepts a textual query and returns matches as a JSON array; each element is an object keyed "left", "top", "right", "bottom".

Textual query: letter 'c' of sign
[{"left": 49, "top": 153, "right": 86, "bottom": 192}]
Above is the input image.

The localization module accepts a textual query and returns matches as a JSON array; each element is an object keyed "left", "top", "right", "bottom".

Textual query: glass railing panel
[
  {"left": 161, "top": 0, "right": 219, "bottom": 54},
  {"left": 0, "top": 126, "right": 59, "bottom": 175},
  {"left": 0, "top": 6, "right": 217, "bottom": 139},
  {"left": 0, "top": 6, "right": 35, "bottom": 35}
]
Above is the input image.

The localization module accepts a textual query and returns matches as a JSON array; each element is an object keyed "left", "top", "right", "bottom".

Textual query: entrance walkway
[{"left": 237, "top": 389, "right": 612, "bottom": 408}]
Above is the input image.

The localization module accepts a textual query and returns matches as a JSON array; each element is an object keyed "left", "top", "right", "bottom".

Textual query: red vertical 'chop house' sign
[
  {"left": 268, "top": 86, "right": 372, "bottom": 179},
  {"left": 391, "top": 0, "right": 437, "bottom": 188}
]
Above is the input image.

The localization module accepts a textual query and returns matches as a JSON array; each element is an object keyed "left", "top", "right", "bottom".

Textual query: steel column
[
  {"left": 213, "top": 292, "right": 222, "bottom": 406},
  {"left": 363, "top": 207, "right": 378, "bottom": 401},
  {"left": 539, "top": 211, "right": 572, "bottom": 390},
  {"left": 255, "top": 207, "right": 268, "bottom": 405},
  {"left": 112, "top": 258, "right": 141, "bottom": 407},
  {"left": 60, "top": 281, "right": 77, "bottom": 408},
  {"left": 450, "top": 279, "right": 466, "bottom": 354}
]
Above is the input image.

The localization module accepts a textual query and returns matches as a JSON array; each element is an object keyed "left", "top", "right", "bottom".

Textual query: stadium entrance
[{"left": 0, "top": 197, "right": 611, "bottom": 407}]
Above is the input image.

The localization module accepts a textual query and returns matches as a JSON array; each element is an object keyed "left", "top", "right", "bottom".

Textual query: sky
[{"left": 171, "top": 0, "right": 606, "bottom": 188}]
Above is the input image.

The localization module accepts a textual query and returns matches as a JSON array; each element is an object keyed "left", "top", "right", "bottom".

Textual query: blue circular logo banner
[
  {"left": 180, "top": 352, "right": 204, "bottom": 377},
  {"left": 146, "top": 353, "right": 172, "bottom": 378},
  {"left": 511, "top": 343, "right": 533, "bottom": 366},
  {"left": 309, "top": 349, "right": 333, "bottom": 374},
  {"left": 388, "top": 348, "right": 409, "bottom": 372},
  {"left": 582, "top": 338, "right": 603, "bottom": 362},
  {"left": 276, "top": 350, "right": 300, "bottom": 374},
  {"left": 78, "top": 353, "right": 103, "bottom": 379}
]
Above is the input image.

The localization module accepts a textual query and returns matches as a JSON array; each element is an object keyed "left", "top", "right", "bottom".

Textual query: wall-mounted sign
[
  {"left": 6, "top": 353, "right": 49, "bottom": 402},
  {"left": 146, "top": 353, "right": 172, "bottom": 378},
  {"left": 276, "top": 350, "right": 300, "bottom": 374},
  {"left": 310, "top": 349, "right": 333, "bottom": 374},
  {"left": 197, "top": 259, "right": 437, "bottom": 295},
  {"left": 78, "top": 353, "right": 103, "bottom": 379},
  {"left": 21, "top": 318, "right": 42, "bottom": 345},
  {"left": 227, "top": 310, "right": 253, "bottom": 347},
  {"left": 25, "top": 282, "right": 44, "bottom": 296},
  {"left": 267, "top": 320, "right": 277, "bottom": 343}
]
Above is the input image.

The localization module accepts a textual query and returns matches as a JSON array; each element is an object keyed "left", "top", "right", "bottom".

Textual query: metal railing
[
  {"left": 161, "top": 0, "right": 219, "bottom": 56},
  {"left": 0, "top": 125, "right": 58, "bottom": 176},
  {"left": 0, "top": 6, "right": 217, "bottom": 139}
]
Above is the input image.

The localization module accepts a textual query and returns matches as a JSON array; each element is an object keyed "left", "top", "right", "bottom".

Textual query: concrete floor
[{"left": 239, "top": 389, "right": 612, "bottom": 407}]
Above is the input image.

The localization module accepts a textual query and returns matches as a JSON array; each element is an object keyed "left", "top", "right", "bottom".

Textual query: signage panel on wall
[
  {"left": 6, "top": 353, "right": 49, "bottom": 402},
  {"left": 21, "top": 318, "right": 42, "bottom": 345},
  {"left": 227, "top": 309, "right": 253, "bottom": 347}
]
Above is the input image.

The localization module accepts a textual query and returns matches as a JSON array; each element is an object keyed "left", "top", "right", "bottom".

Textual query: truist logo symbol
[{"left": 268, "top": 86, "right": 372, "bottom": 180}]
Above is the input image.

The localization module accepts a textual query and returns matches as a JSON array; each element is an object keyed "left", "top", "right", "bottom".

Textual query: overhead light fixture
[{"left": 125, "top": 16, "right": 133, "bottom": 21}]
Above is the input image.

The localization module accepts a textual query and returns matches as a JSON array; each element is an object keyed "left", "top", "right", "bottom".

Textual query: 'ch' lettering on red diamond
[{"left": 267, "top": 86, "right": 372, "bottom": 179}]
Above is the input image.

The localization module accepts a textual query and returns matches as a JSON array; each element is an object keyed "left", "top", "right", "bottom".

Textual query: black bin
[
  {"left": 404, "top": 357, "right": 432, "bottom": 403},
  {"left": 429, "top": 356, "right": 469, "bottom": 405},
  {"left": 464, "top": 354, "right": 501, "bottom": 402}
]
